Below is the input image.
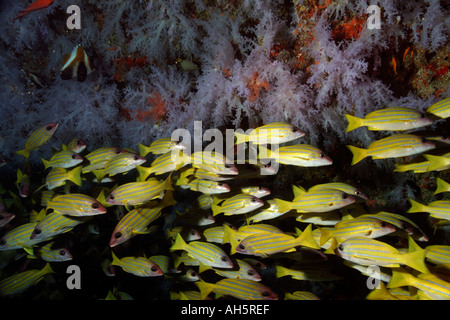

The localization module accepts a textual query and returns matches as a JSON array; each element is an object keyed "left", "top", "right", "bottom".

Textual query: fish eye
[
  {"left": 380, "top": 222, "right": 386, "bottom": 227},
  {"left": 190, "top": 230, "right": 196, "bottom": 235},
  {"left": 59, "top": 250, "right": 66, "bottom": 256},
  {"left": 218, "top": 182, "right": 224, "bottom": 186},
  {"left": 239, "top": 244, "right": 245, "bottom": 250},
  {"left": 77, "top": 139, "right": 83, "bottom": 145},
  {"left": 420, "top": 113, "right": 426, "bottom": 118},
  {"left": 261, "top": 291, "right": 270, "bottom": 297},
  {"left": 247, "top": 270, "right": 255, "bottom": 276},
  {"left": 338, "top": 244, "right": 344, "bottom": 251},
  {"left": 291, "top": 126, "right": 298, "bottom": 133},
  {"left": 190, "top": 271, "right": 197, "bottom": 277},
  {"left": 401, "top": 224, "right": 408, "bottom": 230},
  {"left": 114, "top": 232, "right": 122, "bottom": 239},
  {"left": 355, "top": 191, "right": 361, "bottom": 196},
  {"left": 92, "top": 202, "right": 99, "bottom": 209},
  {"left": 319, "top": 153, "right": 325, "bottom": 158},
  {"left": 0, "top": 238, "right": 6, "bottom": 246},
  {"left": 34, "top": 228, "right": 42, "bottom": 235},
  {"left": 151, "top": 266, "right": 158, "bottom": 272},
  {"left": 46, "top": 125, "right": 53, "bottom": 131},
  {"left": 250, "top": 197, "right": 258, "bottom": 203},
  {"left": 342, "top": 194, "right": 348, "bottom": 200},
  {"left": 115, "top": 148, "right": 122, "bottom": 154},
  {"left": 109, "top": 194, "right": 115, "bottom": 200},
  {"left": 224, "top": 163, "right": 231, "bottom": 168},
  {"left": 71, "top": 154, "right": 77, "bottom": 159},
  {"left": 421, "top": 138, "right": 427, "bottom": 143},
  {"left": 220, "top": 256, "right": 228, "bottom": 262},
  {"left": 133, "top": 155, "right": 140, "bottom": 161}
]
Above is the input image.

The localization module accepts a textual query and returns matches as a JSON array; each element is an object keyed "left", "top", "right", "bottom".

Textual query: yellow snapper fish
[
  {"left": 358, "top": 211, "right": 429, "bottom": 241},
  {"left": 47, "top": 193, "right": 106, "bottom": 217},
  {"left": 178, "top": 167, "right": 235, "bottom": 183},
  {"left": 424, "top": 245, "right": 450, "bottom": 266},
  {"left": 435, "top": 178, "right": 450, "bottom": 195},
  {"left": 170, "top": 233, "right": 234, "bottom": 269},
  {"left": 62, "top": 138, "right": 87, "bottom": 153},
  {"left": 211, "top": 193, "right": 264, "bottom": 216},
  {"left": 16, "top": 168, "right": 31, "bottom": 198},
  {"left": 109, "top": 191, "right": 176, "bottom": 247},
  {"left": 235, "top": 224, "right": 320, "bottom": 257},
  {"left": 166, "top": 226, "right": 202, "bottom": 242},
  {"left": 183, "top": 179, "right": 230, "bottom": 194},
  {"left": 16, "top": 123, "right": 58, "bottom": 159},
  {"left": 0, "top": 262, "right": 54, "bottom": 296},
  {"left": 83, "top": 147, "right": 130, "bottom": 173},
  {"left": 30, "top": 211, "right": 91, "bottom": 241},
  {"left": 93, "top": 152, "right": 146, "bottom": 182},
  {"left": 203, "top": 223, "right": 236, "bottom": 244},
  {"left": 387, "top": 269, "right": 450, "bottom": 300},
  {"left": 234, "top": 122, "right": 305, "bottom": 145},
  {"left": 305, "top": 182, "right": 368, "bottom": 200},
  {"left": 0, "top": 221, "right": 44, "bottom": 250},
  {"left": 334, "top": 236, "right": 429, "bottom": 273},
  {"left": 196, "top": 278, "right": 278, "bottom": 300},
  {"left": 41, "top": 150, "right": 84, "bottom": 169},
  {"left": 240, "top": 186, "right": 271, "bottom": 198},
  {"left": 275, "top": 188, "right": 355, "bottom": 214},
  {"left": 138, "top": 137, "right": 186, "bottom": 157},
  {"left": 170, "top": 290, "right": 211, "bottom": 300},
  {"left": 205, "top": 259, "right": 262, "bottom": 281},
  {"left": 106, "top": 174, "right": 173, "bottom": 207},
  {"left": 137, "top": 150, "right": 191, "bottom": 180},
  {"left": 111, "top": 251, "right": 163, "bottom": 277},
  {"left": 60, "top": 44, "right": 92, "bottom": 82},
  {"left": 345, "top": 107, "right": 433, "bottom": 132},
  {"left": 25, "top": 241, "right": 72, "bottom": 262},
  {"left": 190, "top": 151, "right": 238, "bottom": 175},
  {"left": 44, "top": 166, "right": 82, "bottom": 190},
  {"left": 258, "top": 144, "right": 332, "bottom": 167},
  {"left": 195, "top": 279, "right": 278, "bottom": 300},
  {"left": 407, "top": 199, "right": 450, "bottom": 221},
  {"left": 319, "top": 216, "right": 397, "bottom": 246},
  {"left": 284, "top": 291, "right": 320, "bottom": 300},
  {"left": 347, "top": 134, "right": 435, "bottom": 165},
  {"left": 246, "top": 199, "right": 289, "bottom": 224},
  {"left": 426, "top": 97, "right": 450, "bottom": 119}
]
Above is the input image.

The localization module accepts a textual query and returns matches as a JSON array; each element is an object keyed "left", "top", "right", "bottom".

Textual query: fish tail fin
[
  {"left": 366, "top": 282, "right": 397, "bottom": 300},
  {"left": 42, "top": 262, "right": 54, "bottom": 275},
  {"left": 93, "top": 169, "right": 105, "bottom": 183},
  {"left": 41, "top": 158, "right": 50, "bottom": 170},
  {"left": 345, "top": 114, "right": 364, "bottom": 132},
  {"left": 170, "top": 233, "right": 187, "bottom": 252},
  {"left": 161, "top": 190, "right": 177, "bottom": 207},
  {"left": 222, "top": 224, "right": 238, "bottom": 254},
  {"left": 16, "top": 149, "right": 30, "bottom": 159},
  {"left": 297, "top": 224, "right": 321, "bottom": 249},
  {"left": 211, "top": 203, "right": 221, "bottom": 216},
  {"left": 275, "top": 265, "right": 289, "bottom": 278},
  {"left": 435, "top": 178, "right": 449, "bottom": 195},
  {"left": 138, "top": 143, "right": 151, "bottom": 157},
  {"left": 68, "top": 166, "right": 83, "bottom": 186},
  {"left": 195, "top": 280, "right": 215, "bottom": 300},
  {"left": 424, "top": 154, "right": 448, "bottom": 171},
  {"left": 274, "top": 198, "right": 292, "bottom": 214},
  {"left": 346, "top": 145, "right": 368, "bottom": 165},
  {"left": 407, "top": 199, "right": 426, "bottom": 213},
  {"left": 164, "top": 172, "right": 174, "bottom": 191},
  {"left": 319, "top": 228, "right": 333, "bottom": 247},
  {"left": 386, "top": 269, "right": 415, "bottom": 289},
  {"left": 400, "top": 249, "right": 429, "bottom": 274},
  {"left": 292, "top": 185, "right": 306, "bottom": 198},
  {"left": 136, "top": 165, "right": 153, "bottom": 181},
  {"left": 110, "top": 251, "right": 121, "bottom": 266},
  {"left": 234, "top": 132, "right": 247, "bottom": 145},
  {"left": 393, "top": 163, "right": 408, "bottom": 172}
]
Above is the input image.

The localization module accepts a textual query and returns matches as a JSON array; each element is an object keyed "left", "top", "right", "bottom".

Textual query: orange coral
[
  {"left": 135, "top": 91, "right": 167, "bottom": 122},
  {"left": 332, "top": 16, "right": 366, "bottom": 41},
  {"left": 247, "top": 72, "right": 269, "bottom": 102}
]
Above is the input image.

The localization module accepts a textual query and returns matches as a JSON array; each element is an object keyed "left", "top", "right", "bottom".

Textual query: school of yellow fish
[{"left": 0, "top": 97, "right": 449, "bottom": 300}]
